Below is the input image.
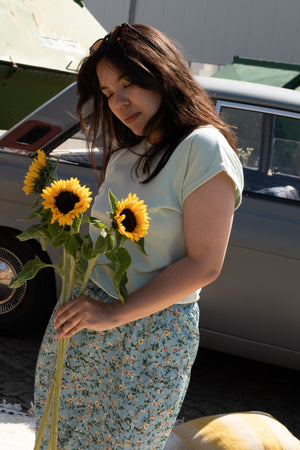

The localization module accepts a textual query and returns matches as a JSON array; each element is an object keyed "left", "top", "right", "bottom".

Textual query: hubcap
[{"left": 0, "top": 248, "right": 26, "bottom": 314}]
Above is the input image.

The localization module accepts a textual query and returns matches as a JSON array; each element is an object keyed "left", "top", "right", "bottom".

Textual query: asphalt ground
[{"left": 1, "top": 333, "right": 299, "bottom": 440}]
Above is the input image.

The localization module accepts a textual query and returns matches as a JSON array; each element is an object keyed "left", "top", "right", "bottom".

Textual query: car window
[
  {"left": 219, "top": 107, "right": 263, "bottom": 170},
  {"left": 271, "top": 116, "right": 300, "bottom": 177},
  {"left": 219, "top": 103, "right": 300, "bottom": 202}
]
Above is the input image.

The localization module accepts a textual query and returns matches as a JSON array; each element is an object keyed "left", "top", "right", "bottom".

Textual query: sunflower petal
[
  {"left": 23, "top": 150, "right": 54, "bottom": 195},
  {"left": 114, "top": 193, "right": 150, "bottom": 242},
  {"left": 41, "top": 177, "right": 92, "bottom": 227}
]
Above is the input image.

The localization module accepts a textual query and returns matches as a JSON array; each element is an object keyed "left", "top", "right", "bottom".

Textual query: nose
[{"left": 115, "top": 88, "right": 130, "bottom": 108}]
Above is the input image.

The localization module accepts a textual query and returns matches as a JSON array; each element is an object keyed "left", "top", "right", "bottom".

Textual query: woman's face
[{"left": 96, "top": 59, "right": 162, "bottom": 138}]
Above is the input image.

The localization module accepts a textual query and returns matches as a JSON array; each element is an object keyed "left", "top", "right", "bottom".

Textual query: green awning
[{"left": 213, "top": 56, "right": 300, "bottom": 90}]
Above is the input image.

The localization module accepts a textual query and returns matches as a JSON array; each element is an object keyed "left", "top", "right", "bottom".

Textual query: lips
[{"left": 124, "top": 112, "right": 140, "bottom": 124}]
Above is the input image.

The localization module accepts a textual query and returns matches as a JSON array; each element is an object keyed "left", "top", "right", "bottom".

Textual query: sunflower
[
  {"left": 114, "top": 193, "right": 150, "bottom": 242},
  {"left": 23, "top": 150, "right": 50, "bottom": 195},
  {"left": 41, "top": 177, "right": 92, "bottom": 226}
]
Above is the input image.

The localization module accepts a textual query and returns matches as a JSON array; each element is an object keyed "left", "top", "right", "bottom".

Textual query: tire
[{"left": 0, "top": 228, "right": 57, "bottom": 336}]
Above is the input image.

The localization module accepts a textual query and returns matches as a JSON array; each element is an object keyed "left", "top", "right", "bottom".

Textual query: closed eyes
[{"left": 103, "top": 82, "right": 134, "bottom": 101}]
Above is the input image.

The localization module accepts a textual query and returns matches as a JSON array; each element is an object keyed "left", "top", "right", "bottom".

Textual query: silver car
[{"left": 0, "top": 78, "right": 299, "bottom": 370}]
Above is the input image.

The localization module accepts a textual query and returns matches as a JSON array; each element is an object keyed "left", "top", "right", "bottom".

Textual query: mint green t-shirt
[{"left": 90, "top": 126, "right": 244, "bottom": 303}]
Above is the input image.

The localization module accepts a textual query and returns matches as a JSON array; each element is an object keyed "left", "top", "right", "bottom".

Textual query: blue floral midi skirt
[{"left": 34, "top": 280, "right": 199, "bottom": 449}]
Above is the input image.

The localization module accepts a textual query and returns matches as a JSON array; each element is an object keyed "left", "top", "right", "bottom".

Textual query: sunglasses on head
[{"left": 89, "top": 23, "right": 144, "bottom": 55}]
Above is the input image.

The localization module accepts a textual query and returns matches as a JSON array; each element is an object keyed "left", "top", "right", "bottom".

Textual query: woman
[{"left": 35, "top": 23, "right": 243, "bottom": 449}]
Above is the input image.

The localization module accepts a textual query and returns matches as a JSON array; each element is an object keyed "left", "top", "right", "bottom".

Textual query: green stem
[
  {"left": 48, "top": 337, "right": 70, "bottom": 449},
  {"left": 48, "top": 248, "right": 72, "bottom": 449},
  {"left": 78, "top": 256, "right": 98, "bottom": 295},
  {"left": 60, "top": 249, "right": 69, "bottom": 307},
  {"left": 46, "top": 253, "right": 94, "bottom": 447},
  {"left": 67, "top": 255, "right": 76, "bottom": 301},
  {"left": 34, "top": 249, "right": 71, "bottom": 449},
  {"left": 34, "top": 378, "right": 55, "bottom": 450}
]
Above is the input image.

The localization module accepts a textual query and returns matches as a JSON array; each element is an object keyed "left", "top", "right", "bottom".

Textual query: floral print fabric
[{"left": 34, "top": 280, "right": 199, "bottom": 449}]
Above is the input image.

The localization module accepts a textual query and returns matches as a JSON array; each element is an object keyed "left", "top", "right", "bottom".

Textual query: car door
[{"left": 199, "top": 101, "right": 300, "bottom": 370}]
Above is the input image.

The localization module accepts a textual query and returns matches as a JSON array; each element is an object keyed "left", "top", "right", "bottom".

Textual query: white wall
[{"left": 84, "top": 0, "right": 300, "bottom": 66}]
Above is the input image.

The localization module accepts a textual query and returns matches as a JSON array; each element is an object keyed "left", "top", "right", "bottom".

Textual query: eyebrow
[{"left": 100, "top": 74, "right": 127, "bottom": 92}]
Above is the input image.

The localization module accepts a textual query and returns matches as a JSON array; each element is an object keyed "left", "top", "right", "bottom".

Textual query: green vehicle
[{"left": 0, "top": 0, "right": 106, "bottom": 130}]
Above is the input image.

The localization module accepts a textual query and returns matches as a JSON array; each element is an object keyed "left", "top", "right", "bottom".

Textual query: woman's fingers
[
  {"left": 55, "top": 312, "right": 82, "bottom": 339},
  {"left": 54, "top": 297, "right": 87, "bottom": 337},
  {"left": 53, "top": 295, "right": 119, "bottom": 337},
  {"left": 54, "top": 296, "right": 89, "bottom": 327},
  {"left": 54, "top": 302, "right": 74, "bottom": 328}
]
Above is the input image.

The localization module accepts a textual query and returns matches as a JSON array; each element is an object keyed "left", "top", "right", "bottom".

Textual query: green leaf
[
  {"left": 105, "top": 247, "right": 131, "bottom": 303},
  {"left": 118, "top": 272, "right": 128, "bottom": 304},
  {"left": 105, "top": 233, "right": 114, "bottom": 252},
  {"left": 74, "top": 256, "right": 89, "bottom": 286},
  {"left": 82, "top": 215, "right": 107, "bottom": 229},
  {"left": 81, "top": 234, "right": 107, "bottom": 259},
  {"left": 73, "top": 0, "right": 84, "bottom": 7},
  {"left": 31, "top": 196, "right": 42, "bottom": 210},
  {"left": 16, "top": 224, "right": 48, "bottom": 242},
  {"left": 71, "top": 214, "right": 82, "bottom": 234},
  {"left": 135, "top": 237, "right": 148, "bottom": 255},
  {"left": 25, "top": 206, "right": 44, "bottom": 220},
  {"left": 50, "top": 236, "right": 68, "bottom": 249},
  {"left": 108, "top": 190, "right": 118, "bottom": 214},
  {"left": 40, "top": 208, "right": 53, "bottom": 223},
  {"left": 94, "top": 234, "right": 107, "bottom": 255},
  {"left": 48, "top": 221, "right": 61, "bottom": 237},
  {"left": 47, "top": 223, "right": 70, "bottom": 249},
  {"left": 40, "top": 235, "right": 52, "bottom": 251},
  {"left": 83, "top": 231, "right": 114, "bottom": 260},
  {"left": 115, "top": 231, "right": 125, "bottom": 249},
  {"left": 56, "top": 255, "right": 65, "bottom": 278},
  {"left": 9, "top": 256, "right": 53, "bottom": 288},
  {"left": 64, "top": 234, "right": 83, "bottom": 259},
  {"left": 82, "top": 235, "right": 94, "bottom": 260},
  {"left": 47, "top": 221, "right": 67, "bottom": 242}
]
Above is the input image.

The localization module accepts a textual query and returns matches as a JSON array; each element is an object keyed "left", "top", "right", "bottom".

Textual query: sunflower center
[
  {"left": 121, "top": 208, "right": 137, "bottom": 232},
  {"left": 55, "top": 191, "right": 80, "bottom": 214}
]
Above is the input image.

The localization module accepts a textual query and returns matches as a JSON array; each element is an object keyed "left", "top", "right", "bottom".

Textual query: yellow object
[
  {"left": 23, "top": 150, "right": 47, "bottom": 195},
  {"left": 42, "top": 177, "right": 92, "bottom": 226},
  {"left": 172, "top": 411, "right": 300, "bottom": 450},
  {"left": 114, "top": 193, "right": 150, "bottom": 242}
]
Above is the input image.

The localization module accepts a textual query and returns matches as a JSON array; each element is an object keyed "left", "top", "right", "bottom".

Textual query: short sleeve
[{"left": 182, "top": 127, "right": 244, "bottom": 209}]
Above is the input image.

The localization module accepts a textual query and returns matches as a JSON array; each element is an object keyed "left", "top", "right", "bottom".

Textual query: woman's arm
[{"left": 54, "top": 171, "right": 235, "bottom": 338}]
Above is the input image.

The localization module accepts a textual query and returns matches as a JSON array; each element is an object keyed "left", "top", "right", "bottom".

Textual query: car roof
[
  {"left": 197, "top": 76, "right": 300, "bottom": 113},
  {"left": 1, "top": 76, "right": 300, "bottom": 156}
]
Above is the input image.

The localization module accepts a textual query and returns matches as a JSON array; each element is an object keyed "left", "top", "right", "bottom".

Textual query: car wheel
[{"left": 0, "top": 229, "right": 57, "bottom": 336}]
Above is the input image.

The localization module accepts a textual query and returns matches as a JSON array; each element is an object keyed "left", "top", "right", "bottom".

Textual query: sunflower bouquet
[{"left": 10, "top": 149, "right": 149, "bottom": 449}]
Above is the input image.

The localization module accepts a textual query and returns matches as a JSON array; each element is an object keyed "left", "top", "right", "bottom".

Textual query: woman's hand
[{"left": 53, "top": 295, "right": 119, "bottom": 339}]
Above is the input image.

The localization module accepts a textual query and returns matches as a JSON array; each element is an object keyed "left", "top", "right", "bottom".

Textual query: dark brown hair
[{"left": 76, "top": 23, "right": 237, "bottom": 183}]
